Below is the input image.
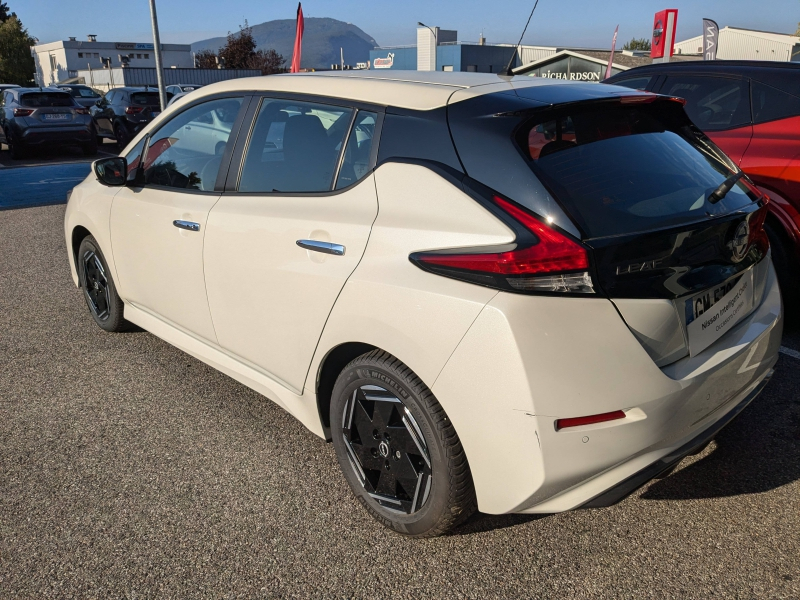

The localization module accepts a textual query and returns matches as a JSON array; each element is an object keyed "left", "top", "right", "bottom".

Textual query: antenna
[{"left": 503, "top": 0, "right": 541, "bottom": 76}]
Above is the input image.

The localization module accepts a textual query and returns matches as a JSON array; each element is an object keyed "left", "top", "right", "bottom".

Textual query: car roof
[
  {"left": 187, "top": 70, "right": 653, "bottom": 111},
  {"left": 608, "top": 60, "right": 800, "bottom": 79}
]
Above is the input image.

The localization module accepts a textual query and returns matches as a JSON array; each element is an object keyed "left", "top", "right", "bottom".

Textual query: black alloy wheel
[
  {"left": 342, "top": 385, "right": 433, "bottom": 514},
  {"left": 331, "top": 350, "right": 476, "bottom": 537},
  {"left": 6, "top": 128, "right": 24, "bottom": 159},
  {"left": 77, "top": 235, "right": 133, "bottom": 333},
  {"left": 114, "top": 122, "right": 129, "bottom": 149}
]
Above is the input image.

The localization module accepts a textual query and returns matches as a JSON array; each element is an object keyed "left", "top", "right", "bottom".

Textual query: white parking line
[{"left": 779, "top": 346, "right": 800, "bottom": 360}]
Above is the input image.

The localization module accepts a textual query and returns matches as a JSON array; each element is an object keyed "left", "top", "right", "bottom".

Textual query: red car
[{"left": 606, "top": 61, "right": 800, "bottom": 313}]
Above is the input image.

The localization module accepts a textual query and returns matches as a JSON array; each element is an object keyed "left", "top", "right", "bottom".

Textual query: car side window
[
  {"left": 610, "top": 76, "right": 652, "bottom": 91},
  {"left": 335, "top": 110, "right": 378, "bottom": 189},
  {"left": 238, "top": 98, "right": 354, "bottom": 193},
  {"left": 141, "top": 97, "right": 243, "bottom": 192},
  {"left": 104, "top": 91, "right": 116, "bottom": 104},
  {"left": 752, "top": 80, "right": 800, "bottom": 124},
  {"left": 661, "top": 75, "right": 750, "bottom": 131}
]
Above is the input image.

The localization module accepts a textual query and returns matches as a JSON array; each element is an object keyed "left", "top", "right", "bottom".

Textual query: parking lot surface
[{"left": 0, "top": 202, "right": 799, "bottom": 598}]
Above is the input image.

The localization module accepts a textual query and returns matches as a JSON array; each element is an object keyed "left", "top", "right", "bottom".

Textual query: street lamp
[
  {"left": 417, "top": 22, "right": 438, "bottom": 71},
  {"left": 148, "top": 0, "right": 167, "bottom": 111}
]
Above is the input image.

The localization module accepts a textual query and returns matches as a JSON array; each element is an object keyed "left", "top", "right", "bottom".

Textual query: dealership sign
[
  {"left": 115, "top": 43, "right": 156, "bottom": 50},
  {"left": 536, "top": 70, "right": 601, "bottom": 81},
  {"left": 373, "top": 53, "right": 394, "bottom": 69}
]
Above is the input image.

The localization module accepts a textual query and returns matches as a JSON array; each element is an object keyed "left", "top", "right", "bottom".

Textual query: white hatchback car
[{"left": 65, "top": 72, "right": 783, "bottom": 537}]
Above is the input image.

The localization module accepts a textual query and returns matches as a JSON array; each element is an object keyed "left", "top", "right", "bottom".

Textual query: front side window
[
  {"left": 660, "top": 75, "right": 750, "bottom": 131},
  {"left": 239, "top": 98, "right": 353, "bottom": 193},
  {"left": 142, "top": 97, "right": 243, "bottom": 191},
  {"left": 335, "top": 110, "right": 378, "bottom": 189}
]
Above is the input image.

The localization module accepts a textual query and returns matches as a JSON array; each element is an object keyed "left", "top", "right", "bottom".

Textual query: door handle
[
  {"left": 173, "top": 220, "right": 200, "bottom": 232},
  {"left": 296, "top": 239, "right": 345, "bottom": 256}
]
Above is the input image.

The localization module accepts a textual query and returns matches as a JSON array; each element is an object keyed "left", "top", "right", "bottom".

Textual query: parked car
[
  {"left": 166, "top": 83, "right": 204, "bottom": 96},
  {"left": 0, "top": 83, "right": 20, "bottom": 91},
  {"left": 55, "top": 84, "right": 104, "bottom": 108},
  {"left": 89, "top": 86, "right": 172, "bottom": 148},
  {"left": 605, "top": 61, "right": 800, "bottom": 313},
  {"left": 65, "top": 72, "right": 782, "bottom": 537},
  {"left": 1, "top": 87, "right": 95, "bottom": 158},
  {"left": 166, "top": 92, "right": 187, "bottom": 107}
]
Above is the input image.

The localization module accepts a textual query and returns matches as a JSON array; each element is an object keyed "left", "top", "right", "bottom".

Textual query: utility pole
[{"left": 148, "top": 0, "right": 167, "bottom": 110}]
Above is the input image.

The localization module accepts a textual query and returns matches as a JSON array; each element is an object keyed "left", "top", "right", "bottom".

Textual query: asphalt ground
[{"left": 0, "top": 196, "right": 799, "bottom": 598}]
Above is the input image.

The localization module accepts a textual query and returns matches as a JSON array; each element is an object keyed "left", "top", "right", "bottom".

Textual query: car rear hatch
[
  {"left": 18, "top": 91, "right": 80, "bottom": 127},
  {"left": 128, "top": 92, "right": 168, "bottom": 121},
  {"left": 447, "top": 88, "right": 771, "bottom": 368}
]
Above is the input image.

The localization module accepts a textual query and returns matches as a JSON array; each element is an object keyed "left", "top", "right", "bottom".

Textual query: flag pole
[{"left": 604, "top": 25, "right": 619, "bottom": 80}]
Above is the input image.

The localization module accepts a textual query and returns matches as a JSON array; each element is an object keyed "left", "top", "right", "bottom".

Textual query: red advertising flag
[
  {"left": 604, "top": 25, "right": 618, "bottom": 80},
  {"left": 290, "top": 2, "right": 304, "bottom": 73}
]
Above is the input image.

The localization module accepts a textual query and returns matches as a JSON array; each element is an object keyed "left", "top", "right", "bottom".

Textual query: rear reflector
[{"left": 555, "top": 410, "right": 626, "bottom": 431}]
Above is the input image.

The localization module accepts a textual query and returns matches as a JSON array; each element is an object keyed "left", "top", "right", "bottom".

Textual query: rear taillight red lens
[
  {"left": 13, "top": 108, "right": 34, "bottom": 117},
  {"left": 410, "top": 195, "right": 594, "bottom": 294},
  {"left": 125, "top": 106, "right": 144, "bottom": 115},
  {"left": 555, "top": 410, "right": 626, "bottom": 431},
  {"left": 74, "top": 107, "right": 90, "bottom": 115}
]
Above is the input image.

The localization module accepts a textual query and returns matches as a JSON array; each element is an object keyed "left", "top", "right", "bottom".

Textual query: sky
[{"left": 15, "top": 0, "right": 800, "bottom": 49}]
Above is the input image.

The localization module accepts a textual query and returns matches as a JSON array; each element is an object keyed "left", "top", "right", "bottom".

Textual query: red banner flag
[
  {"left": 604, "top": 25, "right": 618, "bottom": 80},
  {"left": 290, "top": 3, "right": 304, "bottom": 73}
]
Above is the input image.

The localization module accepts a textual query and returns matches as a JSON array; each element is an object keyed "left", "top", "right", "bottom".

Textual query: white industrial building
[
  {"left": 31, "top": 35, "right": 193, "bottom": 86},
  {"left": 674, "top": 26, "right": 800, "bottom": 62}
]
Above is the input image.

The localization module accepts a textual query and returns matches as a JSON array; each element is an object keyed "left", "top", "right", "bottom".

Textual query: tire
[
  {"left": 77, "top": 235, "right": 133, "bottom": 332},
  {"left": 765, "top": 221, "right": 800, "bottom": 325},
  {"left": 331, "top": 350, "right": 477, "bottom": 537},
  {"left": 113, "top": 122, "right": 130, "bottom": 150},
  {"left": 6, "top": 128, "right": 25, "bottom": 159},
  {"left": 82, "top": 136, "right": 98, "bottom": 156}
]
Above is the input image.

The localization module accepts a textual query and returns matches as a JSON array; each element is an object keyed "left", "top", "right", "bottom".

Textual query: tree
[
  {"left": 218, "top": 20, "right": 285, "bottom": 74},
  {"left": 0, "top": 2, "right": 13, "bottom": 23},
  {"left": 0, "top": 15, "right": 36, "bottom": 86},
  {"left": 622, "top": 37, "right": 652, "bottom": 52},
  {"left": 194, "top": 48, "right": 218, "bottom": 69}
]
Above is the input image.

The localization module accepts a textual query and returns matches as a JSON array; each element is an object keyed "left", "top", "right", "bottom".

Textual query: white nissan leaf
[{"left": 64, "top": 72, "right": 783, "bottom": 537}]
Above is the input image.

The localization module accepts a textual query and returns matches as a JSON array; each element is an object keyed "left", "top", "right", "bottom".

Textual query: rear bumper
[
  {"left": 18, "top": 125, "right": 92, "bottom": 146},
  {"left": 580, "top": 370, "right": 772, "bottom": 508}
]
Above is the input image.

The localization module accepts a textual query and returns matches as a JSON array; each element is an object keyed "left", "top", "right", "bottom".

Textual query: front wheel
[
  {"left": 331, "top": 350, "right": 477, "bottom": 537},
  {"left": 77, "top": 235, "right": 133, "bottom": 332}
]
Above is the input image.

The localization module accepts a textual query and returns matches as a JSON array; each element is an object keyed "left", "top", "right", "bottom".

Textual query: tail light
[
  {"left": 410, "top": 194, "right": 594, "bottom": 294},
  {"left": 125, "top": 106, "right": 144, "bottom": 115},
  {"left": 13, "top": 108, "right": 33, "bottom": 117},
  {"left": 74, "top": 107, "right": 90, "bottom": 115}
]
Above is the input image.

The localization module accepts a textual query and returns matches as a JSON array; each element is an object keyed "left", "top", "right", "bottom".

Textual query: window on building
[
  {"left": 137, "top": 54, "right": 142, "bottom": 59},
  {"left": 239, "top": 98, "right": 354, "bottom": 193},
  {"left": 466, "top": 65, "right": 478, "bottom": 72},
  {"left": 78, "top": 52, "right": 83, "bottom": 58},
  {"left": 752, "top": 80, "right": 800, "bottom": 124},
  {"left": 660, "top": 75, "right": 750, "bottom": 131},
  {"left": 442, "top": 65, "right": 454, "bottom": 72},
  {"left": 144, "top": 54, "right": 150, "bottom": 59}
]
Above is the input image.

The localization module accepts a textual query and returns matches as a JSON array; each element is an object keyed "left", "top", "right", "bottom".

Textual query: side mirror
[{"left": 93, "top": 157, "right": 127, "bottom": 186}]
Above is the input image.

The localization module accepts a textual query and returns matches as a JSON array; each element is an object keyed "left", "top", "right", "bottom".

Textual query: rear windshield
[
  {"left": 20, "top": 92, "right": 74, "bottom": 107},
  {"left": 65, "top": 86, "right": 101, "bottom": 98},
  {"left": 130, "top": 92, "right": 171, "bottom": 105},
  {"left": 518, "top": 101, "right": 760, "bottom": 238}
]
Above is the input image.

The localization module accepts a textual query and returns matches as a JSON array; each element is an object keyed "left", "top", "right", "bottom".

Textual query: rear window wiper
[{"left": 708, "top": 171, "right": 744, "bottom": 204}]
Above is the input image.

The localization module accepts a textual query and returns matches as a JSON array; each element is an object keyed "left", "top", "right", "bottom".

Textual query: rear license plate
[
  {"left": 684, "top": 268, "right": 755, "bottom": 356},
  {"left": 43, "top": 113, "right": 70, "bottom": 121}
]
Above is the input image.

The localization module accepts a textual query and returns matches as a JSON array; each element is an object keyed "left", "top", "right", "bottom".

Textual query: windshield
[
  {"left": 66, "top": 86, "right": 101, "bottom": 98},
  {"left": 518, "top": 101, "right": 759, "bottom": 238},
  {"left": 20, "top": 92, "right": 74, "bottom": 107}
]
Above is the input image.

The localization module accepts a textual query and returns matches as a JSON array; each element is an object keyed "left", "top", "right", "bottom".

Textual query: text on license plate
[{"left": 43, "top": 114, "right": 70, "bottom": 121}]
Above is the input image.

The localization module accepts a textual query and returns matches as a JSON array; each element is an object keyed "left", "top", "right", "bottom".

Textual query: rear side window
[
  {"left": 238, "top": 98, "right": 353, "bottom": 193},
  {"left": 131, "top": 92, "right": 170, "bottom": 105},
  {"left": 751, "top": 80, "right": 800, "bottom": 124},
  {"left": 518, "top": 102, "right": 758, "bottom": 238},
  {"left": 610, "top": 76, "right": 652, "bottom": 91},
  {"left": 19, "top": 92, "right": 74, "bottom": 107},
  {"left": 660, "top": 75, "right": 750, "bottom": 131}
]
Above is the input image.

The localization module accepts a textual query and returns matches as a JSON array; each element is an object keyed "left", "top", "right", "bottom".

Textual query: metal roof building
[{"left": 674, "top": 27, "right": 800, "bottom": 62}]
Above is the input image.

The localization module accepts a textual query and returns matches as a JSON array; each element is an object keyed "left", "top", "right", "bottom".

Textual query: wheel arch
[
  {"left": 315, "top": 341, "right": 377, "bottom": 441},
  {"left": 71, "top": 225, "right": 93, "bottom": 287}
]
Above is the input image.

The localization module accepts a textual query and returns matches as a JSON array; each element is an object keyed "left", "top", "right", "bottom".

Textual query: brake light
[
  {"left": 125, "top": 106, "right": 144, "bottom": 115},
  {"left": 410, "top": 195, "right": 594, "bottom": 294},
  {"left": 74, "top": 107, "right": 90, "bottom": 115},
  {"left": 555, "top": 410, "right": 626, "bottom": 431},
  {"left": 13, "top": 108, "right": 33, "bottom": 117}
]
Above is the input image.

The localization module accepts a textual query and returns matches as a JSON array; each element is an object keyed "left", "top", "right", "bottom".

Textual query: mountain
[{"left": 191, "top": 18, "right": 378, "bottom": 70}]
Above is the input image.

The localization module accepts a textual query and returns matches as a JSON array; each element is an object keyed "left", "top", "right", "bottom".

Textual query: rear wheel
[
  {"left": 330, "top": 350, "right": 477, "bottom": 537},
  {"left": 6, "top": 128, "right": 25, "bottom": 159},
  {"left": 77, "top": 235, "right": 133, "bottom": 332},
  {"left": 113, "top": 122, "right": 130, "bottom": 150},
  {"left": 766, "top": 220, "right": 800, "bottom": 324}
]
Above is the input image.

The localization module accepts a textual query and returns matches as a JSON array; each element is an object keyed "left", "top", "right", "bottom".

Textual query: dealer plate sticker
[{"left": 685, "top": 269, "right": 754, "bottom": 356}]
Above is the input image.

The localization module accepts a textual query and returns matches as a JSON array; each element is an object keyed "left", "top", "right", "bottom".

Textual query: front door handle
[
  {"left": 173, "top": 220, "right": 200, "bottom": 232},
  {"left": 296, "top": 239, "right": 345, "bottom": 256}
]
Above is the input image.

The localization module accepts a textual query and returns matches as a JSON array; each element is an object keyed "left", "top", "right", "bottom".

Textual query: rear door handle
[
  {"left": 296, "top": 239, "right": 345, "bottom": 256},
  {"left": 173, "top": 220, "right": 200, "bottom": 232}
]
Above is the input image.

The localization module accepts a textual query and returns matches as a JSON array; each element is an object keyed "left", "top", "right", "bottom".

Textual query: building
[
  {"left": 674, "top": 26, "right": 800, "bottom": 62},
  {"left": 77, "top": 67, "right": 262, "bottom": 93},
  {"left": 31, "top": 36, "right": 193, "bottom": 86},
  {"left": 370, "top": 28, "right": 519, "bottom": 73}
]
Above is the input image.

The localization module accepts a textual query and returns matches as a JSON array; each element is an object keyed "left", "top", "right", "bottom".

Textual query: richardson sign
[
  {"left": 373, "top": 53, "right": 394, "bottom": 69},
  {"left": 536, "top": 70, "right": 601, "bottom": 81}
]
